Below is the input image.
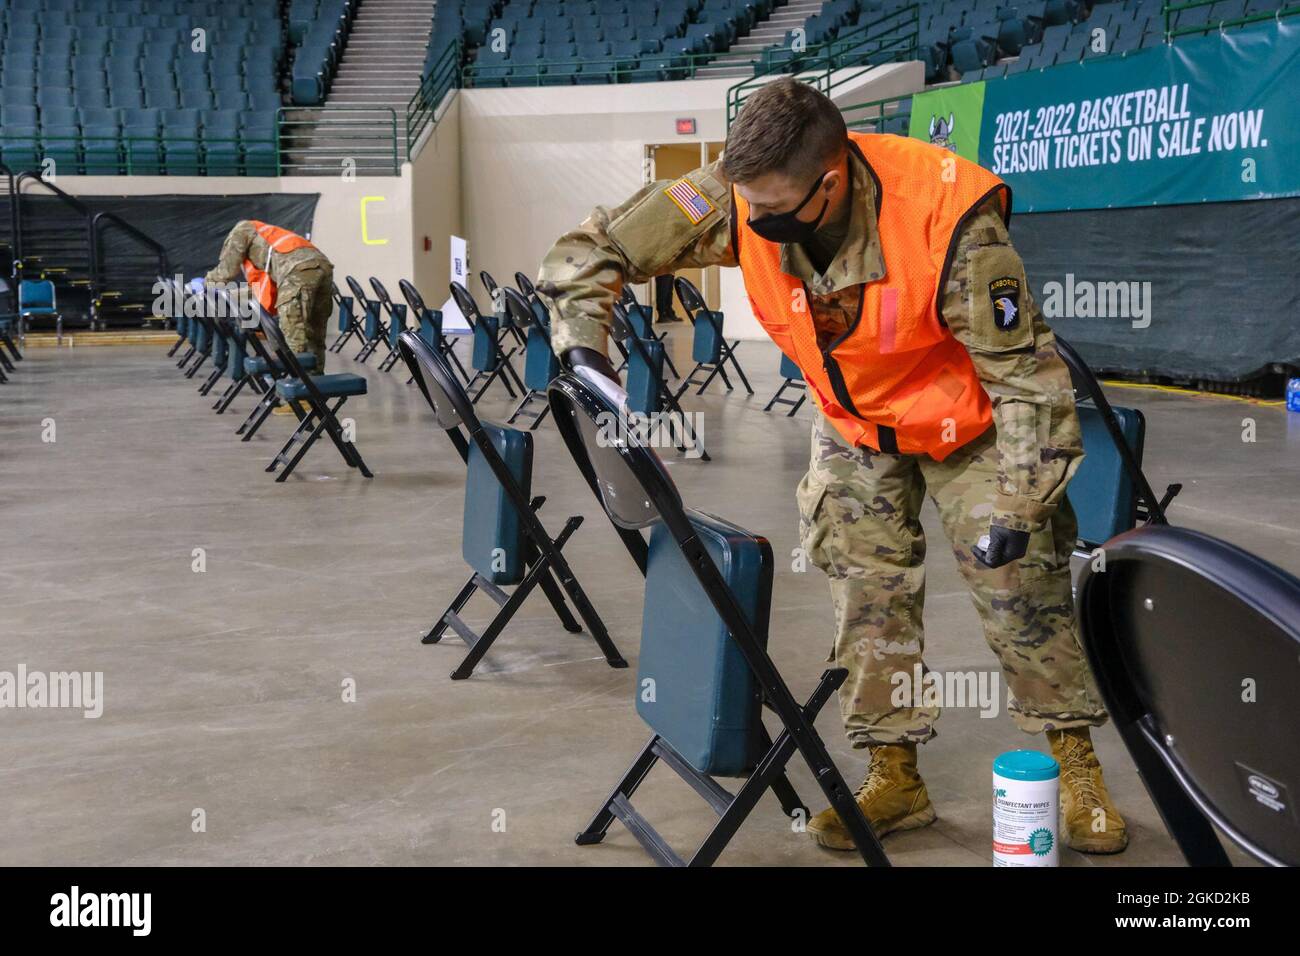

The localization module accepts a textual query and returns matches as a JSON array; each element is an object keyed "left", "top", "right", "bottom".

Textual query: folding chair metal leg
[
  {"left": 1, "top": 329, "right": 21, "bottom": 362},
  {"left": 183, "top": 351, "right": 209, "bottom": 379},
  {"left": 763, "top": 378, "right": 807, "bottom": 417},
  {"left": 577, "top": 665, "right": 887, "bottom": 867},
  {"left": 166, "top": 333, "right": 186, "bottom": 357},
  {"left": 535, "top": 564, "right": 583, "bottom": 633},
  {"left": 213, "top": 374, "right": 251, "bottom": 413},
  {"left": 198, "top": 364, "right": 224, "bottom": 396},
  {"left": 506, "top": 389, "right": 552, "bottom": 429},
  {"left": 720, "top": 341, "right": 753, "bottom": 395},
  {"left": 239, "top": 387, "right": 280, "bottom": 439}
]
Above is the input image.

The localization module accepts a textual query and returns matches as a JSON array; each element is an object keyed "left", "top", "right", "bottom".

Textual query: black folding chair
[
  {"left": 548, "top": 372, "right": 888, "bottom": 867},
  {"left": 764, "top": 352, "right": 807, "bottom": 416},
  {"left": 481, "top": 269, "right": 526, "bottom": 349},
  {"left": 399, "top": 277, "right": 469, "bottom": 385},
  {"left": 397, "top": 329, "right": 626, "bottom": 680},
  {"left": 620, "top": 285, "right": 679, "bottom": 379},
  {"left": 674, "top": 276, "right": 753, "bottom": 398},
  {"left": 450, "top": 280, "right": 524, "bottom": 403},
  {"left": 501, "top": 286, "right": 563, "bottom": 429},
  {"left": 1077, "top": 524, "right": 1300, "bottom": 867},
  {"left": 611, "top": 301, "right": 708, "bottom": 460},
  {"left": 368, "top": 277, "right": 409, "bottom": 373},
  {"left": 329, "top": 282, "right": 365, "bottom": 354},
  {"left": 254, "top": 300, "right": 373, "bottom": 482},
  {"left": 346, "top": 275, "right": 390, "bottom": 365},
  {"left": 1057, "top": 335, "right": 1181, "bottom": 553}
]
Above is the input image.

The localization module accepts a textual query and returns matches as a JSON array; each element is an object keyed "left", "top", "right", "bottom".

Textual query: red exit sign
[{"left": 675, "top": 117, "right": 697, "bottom": 135}]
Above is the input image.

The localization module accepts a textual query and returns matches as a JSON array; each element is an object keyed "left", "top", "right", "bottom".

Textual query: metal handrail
[
  {"left": 277, "top": 106, "right": 399, "bottom": 175},
  {"left": 90, "top": 211, "right": 169, "bottom": 285},
  {"left": 406, "top": 37, "right": 463, "bottom": 161},
  {"left": 725, "top": 5, "right": 921, "bottom": 127},
  {"left": 13, "top": 172, "right": 93, "bottom": 283}
]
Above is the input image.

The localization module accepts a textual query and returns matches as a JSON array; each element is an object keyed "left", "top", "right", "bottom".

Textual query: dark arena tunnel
[{"left": 0, "top": 0, "right": 1296, "bottom": 936}]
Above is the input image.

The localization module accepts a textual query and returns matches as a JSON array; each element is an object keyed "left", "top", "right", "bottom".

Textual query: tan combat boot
[
  {"left": 1047, "top": 727, "right": 1129, "bottom": 854},
  {"left": 807, "top": 743, "right": 937, "bottom": 850}
]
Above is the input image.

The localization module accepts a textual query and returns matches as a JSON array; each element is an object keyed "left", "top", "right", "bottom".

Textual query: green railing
[
  {"left": 1163, "top": 0, "right": 1300, "bottom": 38},
  {"left": 726, "top": 5, "right": 921, "bottom": 128},
  {"left": 461, "top": 44, "right": 779, "bottom": 88},
  {"left": 277, "top": 106, "right": 399, "bottom": 175},
  {"left": 406, "top": 37, "right": 463, "bottom": 161},
  {"left": 838, "top": 92, "right": 916, "bottom": 134}
]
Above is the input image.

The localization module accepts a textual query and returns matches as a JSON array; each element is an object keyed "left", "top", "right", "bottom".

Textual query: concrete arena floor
[{"left": 2, "top": 331, "right": 1288, "bottom": 866}]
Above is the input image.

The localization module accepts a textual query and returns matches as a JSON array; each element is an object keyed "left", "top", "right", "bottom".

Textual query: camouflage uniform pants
[
  {"left": 276, "top": 260, "right": 334, "bottom": 374},
  {"left": 796, "top": 415, "right": 1107, "bottom": 747}
]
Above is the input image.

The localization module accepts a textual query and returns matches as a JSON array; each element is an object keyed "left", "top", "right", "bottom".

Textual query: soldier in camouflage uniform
[
  {"left": 538, "top": 79, "right": 1127, "bottom": 855},
  {"left": 204, "top": 219, "right": 334, "bottom": 374}
]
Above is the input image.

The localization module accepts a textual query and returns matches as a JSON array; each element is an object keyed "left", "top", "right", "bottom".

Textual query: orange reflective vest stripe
[
  {"left": 732, "top": 132, "right": 1011, "bottom": 460},
  {"left": 241, "top": 220, "right": 316, "bottom": 313}
]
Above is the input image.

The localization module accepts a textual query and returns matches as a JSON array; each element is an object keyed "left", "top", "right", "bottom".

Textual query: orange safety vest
[
  {"left": 732, "top": 132, "right": 1011, "bottom": 460},
  {"left": 241, "top": 220, "right": 317, "bottom": 313}
]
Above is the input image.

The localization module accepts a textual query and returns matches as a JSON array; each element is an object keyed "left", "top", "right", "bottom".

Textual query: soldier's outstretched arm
[
  {"left": 942, "top": 199, "right": 1084, "bottom": 554},
  {"left": 536, "top": 160, "right": 737, "bottom": 375},
  {"left": 204, "top": 221, "right": 258, "bottom": 286}
]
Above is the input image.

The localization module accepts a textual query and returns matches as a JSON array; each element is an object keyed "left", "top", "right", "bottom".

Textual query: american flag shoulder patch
[{"left": 663, "top": 178, "right": 715, "bottom": 225}]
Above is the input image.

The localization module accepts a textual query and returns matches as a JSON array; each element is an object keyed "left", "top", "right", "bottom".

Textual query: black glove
[
  {"left": 972, "top": 524, "right": 1030, "bottom": 568},
  {"left": 562, "top": 346, "right": 620, "bottom": 385}
]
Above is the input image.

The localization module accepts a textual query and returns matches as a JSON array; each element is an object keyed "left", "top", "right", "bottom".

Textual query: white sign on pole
[{"left": 440, "top": 235, "right": 470, "bottom": 332}]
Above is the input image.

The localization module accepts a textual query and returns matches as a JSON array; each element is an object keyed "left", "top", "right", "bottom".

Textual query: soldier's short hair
[{"left": 722, "top": 78, "right": 848, "bottom": 185}]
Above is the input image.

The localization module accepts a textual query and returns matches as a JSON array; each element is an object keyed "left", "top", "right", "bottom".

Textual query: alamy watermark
[
  {"left": 151, "top": 275, "right": 257, "bottom": 328},
  {"left": 0, "top": 665, "right": 103, "bottom": 718},
  {"left": 1040, "top": 273, "right": 1152, "bottom": 328}
]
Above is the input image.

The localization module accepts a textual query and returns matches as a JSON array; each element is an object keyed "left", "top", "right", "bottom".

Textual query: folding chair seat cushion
[
  {"left": 637, "top": 512, "right": 771, "bottom": 777},
  {"left": 626, "top": 339, "right": 664, "bottom": 415},
  {"left": 522, "top": 328, "right": 560, "bottom": 391},
  {"left": 245, "top": 352, "right": 317, "bottom": 375},
  {"left": 1067, "top": 404, "right": 1144, "bottom": 547},
  {"left": 692, "top": 311, "right": 724, "bottom": 364},
  {"left": 276, "top": 372, "right": 367, "bottom": 401},
  {"left": 471, "top": 312, "right": 500, "bottom": 371},
  {"left": 463, "top": 422, "right": 533, "bottom": 586},
  {"left": 778, "top": 352, "right": 803, "bottom": 381}
]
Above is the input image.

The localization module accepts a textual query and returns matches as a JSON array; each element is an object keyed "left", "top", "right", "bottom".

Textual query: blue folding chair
[
  {"left": 611, "top": 301, "right": 708, "bottom": 460},
  {"left": 501, "top": 285, "right": 562, "bottom": 429},
  {"left": 15, "top": 278, "right": 62, "bottom": 343},
  {"left": 328, "top": 282, "right": 366, "bottom": 355},
  {"left": 450, "top": 280, "right": 525, "bottom": 404},
  {"left": 399, "top": 277, "right": 469, "bottom": 385},
  {"left": 1057, "top": 335, "right": 1181, "bottom": 554},
  {"left": 674, "top": 275, "right": 753, "bottom": 397},
  {"left": 548, "top": 372, "right": 888, "bottom": 867},
  {"left": 397, "top": 328, "right": 626, "bottom": 680},
  {"left": 346, "top": 274, "right": 390, "bottom": 365},
  {"left": 368, "top": 276, "right": 408, "bottom": 373}
]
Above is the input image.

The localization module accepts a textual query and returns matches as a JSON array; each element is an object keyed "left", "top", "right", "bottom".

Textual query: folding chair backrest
[
  {"left": 19, "top": 279, "right": 55, "bottom": 311},
  {"left": 779, "top": 352, "right": 803, "bottom": 381},
  {"left": 1068, "top": 404, "right": 1143, "bottom": 548},
  {"left": 625, "top": 337, "right": 664, "bottom": 415},
  {"left": 463, "top": 422, "right": 533, "bottom": 586},
  {"left": 398, "top": 279, "right": 441, "bottom": 344},
  {"left": 335, "top": 294, "right": 354, "bottom": 332},
  {"left": 548, "top": 373, "right": 771, "bottom": 777},
  {"left": 523, "top": 325, "right": 560, "bottom": 391},
  {"left": 1077, "top": 525, "right": 1300, "bottom": 866},
  {"left": 625, "top": 301, "right": 653, "bottom": 339},
  {"left": 450, "top": 281, "right": 498, "bottom": 372},
  {"left": 638, "top": 513, "right": 770, "bottom": 776},
  {"left": 691, "top": 309, "right": 724, "bottom": 364}
]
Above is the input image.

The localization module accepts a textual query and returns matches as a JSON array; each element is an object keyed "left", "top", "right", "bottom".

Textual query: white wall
[{"left": 454, "top": 61, "right": 922, "bottom": 338}]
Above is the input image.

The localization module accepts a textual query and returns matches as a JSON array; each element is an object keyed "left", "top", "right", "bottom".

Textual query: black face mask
[{"left": 747, "top": 172, "right": 829, "bottom": 245}]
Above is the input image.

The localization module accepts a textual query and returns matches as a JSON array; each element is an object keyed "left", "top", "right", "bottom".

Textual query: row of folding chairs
[{"left": 163, "top": 278, "right": 372, "bottom": 482}]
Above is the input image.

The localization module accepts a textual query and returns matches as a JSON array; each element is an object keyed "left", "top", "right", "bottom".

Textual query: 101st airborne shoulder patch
[
  {"left": 988, "top": 275, "right": 1021, "bottom": 331},
  {"left": 663, "top": 177, "right": 715, "bottom": 225}
]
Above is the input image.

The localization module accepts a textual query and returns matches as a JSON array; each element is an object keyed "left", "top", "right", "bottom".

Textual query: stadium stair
[
  {"left": 696, "top": 0, "right": 831, "bottom": 77},
  {"left": 283, "top": 0, "right": 436, "bottom": 173}
]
